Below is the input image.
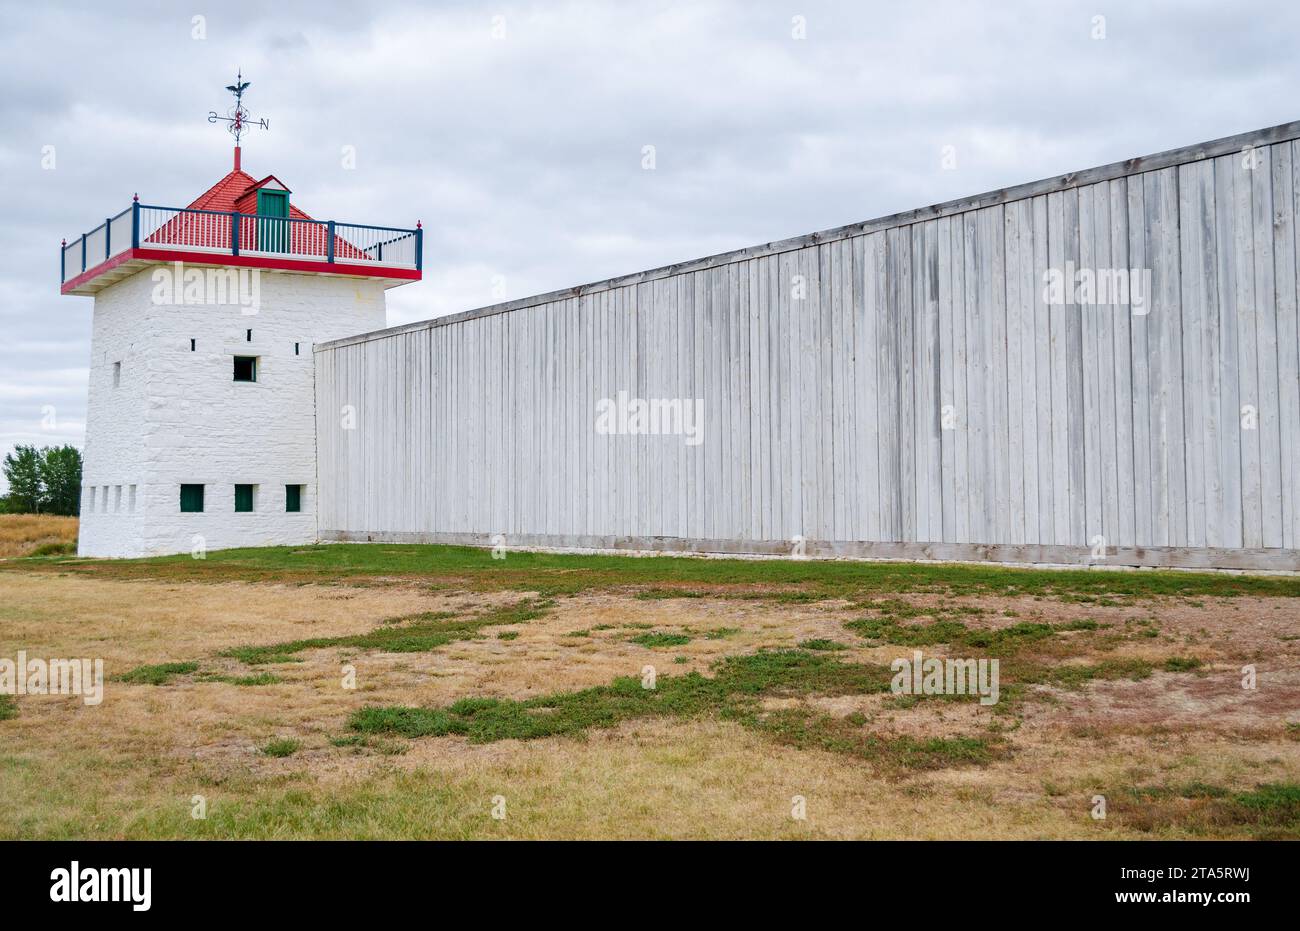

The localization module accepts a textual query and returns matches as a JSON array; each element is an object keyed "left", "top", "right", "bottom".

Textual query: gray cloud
[{"left": 1, "top": 0, "right": 1296, "bottom": 490}]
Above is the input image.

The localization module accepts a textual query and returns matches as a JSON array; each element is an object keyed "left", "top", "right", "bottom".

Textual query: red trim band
[{"left": 61, "top": 247, "right": 421, "bottom": 294}]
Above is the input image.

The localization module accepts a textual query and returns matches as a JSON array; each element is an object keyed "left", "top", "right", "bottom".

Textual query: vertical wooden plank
[
  {"left": 860, "top": 232, "right": 883, "bottom": 541},
  {"left": 951, "top": 215, "right": 971, "bottom": 543},
  {"left": 963, "top": 213, "right": 985, "bottom": 542},
  {"left": 1231, "top": 154, "right": 1262, "bottom": 548},
  {"left": 1251, "top": 146, "right": 1283, "bottom": 548},
  {"left": 878, "top": 230, "right": 901, "bottom": 540},
  {"left": 1048, "top": 191, "right": 1073, "bottom": 545},
  {"left": 751, "top": 258, "right": 763, "bottom": 541},
  {"left": 1061, "top": 188, "right": 1087, "bottom": 547},
  {"left": 1003, "top": 203, "right": 1027, "bottom": 544},
  {"left": 1278, "top": 143, "right": 1300, "bottom": 549},
  {"left": 1160, "top": 168, "right": 1188, "bottom": 547},
  {"left": 1031, "top": 195, "right": 1054, "bottom": 544},
  {"left": 896, "top": 225, "right": 916, "bottom": 541},
  {"left": 1179, "top": 162, "right": 1208, "bottom": 548},
  {"left": 936, "top": 216, "right": 956, "bottom": 542},
  {"left": 801, "top": 245, "right": 822, "bottom": 540},
  {"left": 1095, "top": 183, "right": 1120, "bottom": 547},
  {"left": 764, "top": 254, "right": 782, "bottom": 541},
  {"left": 818, "top": 243, "right": 836, "bottom": 541},
  {"left": 911, "top": 224, "right": 930, "bottom": 541},
  {"left": 1016, "top": 198, "right": 1041, "bottom": 545},
  {"left": 728, "top": 263, "right": 745, "bottom": 539},
  {"left": 924, "top": 222, "right": 944, "bottom": 543},
  {"left": 1210, "top": 155, "right": 1243, "bottom": 547},
  {"left": 750, "top": 257, "right": 766, "bottom": 539},
  {"left": 821, "top": 243, "right": 842, "bottom": 540},
  {"left": 987, "top": 206, "right": 1011, "bottom": 545},
  {"left": 1108, "top": 179, "right": 1136, "bottom": 548},
  {"left": 839, "top": 238, "right": 858, "bottom": 542}
]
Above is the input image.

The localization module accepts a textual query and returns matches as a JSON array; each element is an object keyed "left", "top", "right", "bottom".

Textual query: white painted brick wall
[{"left": 79, "top": 266, "right": 387, "bottom": 557}]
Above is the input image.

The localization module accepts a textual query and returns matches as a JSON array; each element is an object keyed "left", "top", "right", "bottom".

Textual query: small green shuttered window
[
  {"left": 180, "top": 484, "right": 204, "bottom": 513},
  {"left": 235, "top": 484, "right": 254, "bottom": 513},
  {"left": 286, "top": 484, "right": 302, "bottom": 513}
]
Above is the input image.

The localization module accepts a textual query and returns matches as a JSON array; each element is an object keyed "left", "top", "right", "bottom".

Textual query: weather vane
[{"left": 208, "top": 70, "right": 269, "bottom": 145}]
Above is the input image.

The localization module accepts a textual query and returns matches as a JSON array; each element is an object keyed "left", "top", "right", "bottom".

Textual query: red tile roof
[
  {"left": 144, "top": 161, "right": 374, "bottom": 261},
  {"left": 187, "top": 169, "right": 311, "bottom": 220}
]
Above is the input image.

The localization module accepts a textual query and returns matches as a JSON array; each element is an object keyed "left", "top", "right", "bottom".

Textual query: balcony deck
[{"left": 61, "top": 203, "right": 422, "bottom": 295}]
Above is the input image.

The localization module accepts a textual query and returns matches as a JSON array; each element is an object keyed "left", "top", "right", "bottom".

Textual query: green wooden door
[{"left": 257, "top": 190, "right": 289, "bottom": 253}]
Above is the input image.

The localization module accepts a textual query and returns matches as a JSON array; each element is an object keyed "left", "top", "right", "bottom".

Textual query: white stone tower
[{"left": 62, "top": 79, "right": 421, "bottom": 557}]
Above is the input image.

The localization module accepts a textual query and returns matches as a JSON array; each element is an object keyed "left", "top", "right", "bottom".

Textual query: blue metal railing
[{"left": 62, "top": 201, "right": 423, "bottom": 283}]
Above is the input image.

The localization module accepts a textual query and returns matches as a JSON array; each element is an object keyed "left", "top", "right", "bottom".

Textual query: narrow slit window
[
  {"left": 235, "top": 484, "right": 255, "bottom": 513},
  {"left": 233, "top": 356, "right": 257, "bottom": 382},
  {"left": 286, "top": 484, "right": 302, "bottom": 513},
  {"left": 112, "top": 361, "right": 121, "bottom": 388},
  {"left": 190, "top": 338, "right": 196, "bottom": 352},
  {"left": 294, "top": 342, "right": 300, "bottom": 356},
  {"left": 180, "top": 484, "right": 204, "bottom": 513},
  {"left": 113, "top": 485, "right": 122, "bottom": 512},
  {"left": 128, "top": 485, "right": 137, "bottom": 513},
  {"left": 246, "top": 329, "right": 252, "bottom": 342}
]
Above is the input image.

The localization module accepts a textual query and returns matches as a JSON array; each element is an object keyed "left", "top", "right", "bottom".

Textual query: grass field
[
  {"left": 0, "top": 514, "right": 78, "bottom": 558},
  {"left": 1, "top": 542, "right": 1298, "bottom": 839}
]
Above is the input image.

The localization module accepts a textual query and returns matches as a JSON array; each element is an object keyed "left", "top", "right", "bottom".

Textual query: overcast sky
[{"left": 1, "top": 0, "right": 1296, "bottom": 491}]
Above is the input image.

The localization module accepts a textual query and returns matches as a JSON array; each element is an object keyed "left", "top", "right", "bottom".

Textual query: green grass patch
[
  {"left": 1026, "top": 657, "right": 1155, "bottom": 689},
  {"left": 197, "top": 672, "right": 282, "bottom": 686},
  {"left": 1126, "top": 782, "right": 1229, "bottom": 801},
  {"left": 26, "top": 541, "right": 76, "bottom": 557},
  {"left": 347, "top": 649, "right": 990, "bottom": 772},
  {"left": 846, "top": 609, "right": 1063, "bottom": 656},
  {"left": 115, "top": 662, "right": 199, "bottom": 685},
  {"left": 747, "top": 708, "right": 1005, "bottom": 770},
  {"left": 351, "top": 649, "right": 894, "bottom": 743},
  {"left": 798, "top": 639, "right": 849, "bottom": 651},
  {"left": 328, "top": 734, "right": 405, "bottom": 755},
  {"left": 221, "top": 600, "right": 549, "bottom": 665},
  {"left": 1233, "top": 782, "right": 1300, "bottom": 818},
  {"left": 842, "top": 602, "right": 1187, "bottom": 708},
  {"left": 18, "top": 542, "right": 1300, "bottom": 601},
  {"left": 704, "top": 627, "right": 741, "bottom": 640},
  {"left": 0, "top": 695, "right": 15, "bottom": 721},
  {"left": 497, "top": 631, "right": 519, "bottom": 641},
  {"left": 261, "top": 738, "right": 301, "bottom": 758},
  {"left": 629, "top": 632, "right": 691, "bottom": 648},
  {"left": 1161, "top": 656, "right": 1204, "bottom": 672},
  {"left": 1110, "top": 781, "right": 1300, "bottom": 837}
]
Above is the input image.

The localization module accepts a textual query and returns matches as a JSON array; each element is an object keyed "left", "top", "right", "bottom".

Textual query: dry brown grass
[
  {"left": 1, "top": 568, "right": 1297, "bottom": 839},
  {"left": 0, "top": 514, "right": 78, "bottom": 558}
]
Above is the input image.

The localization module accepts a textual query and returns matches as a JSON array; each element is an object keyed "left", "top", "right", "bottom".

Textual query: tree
[
  {"left": 1, "top": 445, "right": 83, "bottom": 515},
  {"left": 39, "top": 445, "right": 83, "bottom": 516},
  {"left": 2, "top": 446, "right": 43, "bottom": 513}
]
